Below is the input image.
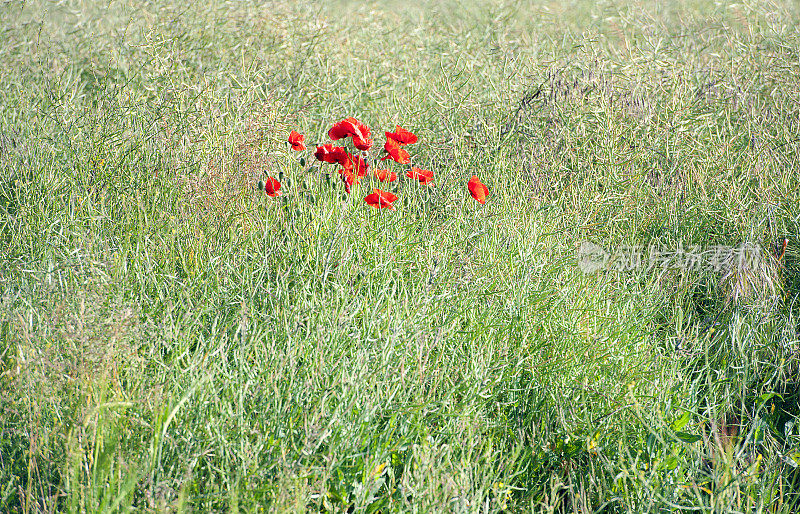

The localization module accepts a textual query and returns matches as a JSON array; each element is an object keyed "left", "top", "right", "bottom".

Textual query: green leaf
[
  {"left": 661, "top": 455, "right": 679, "bottom": 470},
  {"left": 366, "top": 496, "right": 390, "bottom": 514},
  {"left": 391, "top": 452, "right": 402, "bottom": 468},
  {"left": 674, "top": 432, "right": 701, "bottom": 443},
  {"left": 670, "top": 411, "right": 691, "bottom": 431},
  {"left": 646, "top": 433, "right": 658, "bottom": 455},
  {"left": 753, "top": 422, "right": 765, "bottom": 444},
  {"left": 759, "top": 392, "right": 782, "bottom": 404}
]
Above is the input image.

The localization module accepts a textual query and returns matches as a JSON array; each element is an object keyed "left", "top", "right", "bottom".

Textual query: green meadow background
[{"left": 2, "top": 0, "right": 799, "bottom": 511}]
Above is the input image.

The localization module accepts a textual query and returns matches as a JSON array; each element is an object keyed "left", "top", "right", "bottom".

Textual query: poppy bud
[
  {"left": 279, "top": 171, "right": 285, "bottom": 182},
  {"left": 299, "top": 157, "right": 306, "bottom": 167},
  {"left": 257, "top": 179, "right": 265, "bottom": 191}
]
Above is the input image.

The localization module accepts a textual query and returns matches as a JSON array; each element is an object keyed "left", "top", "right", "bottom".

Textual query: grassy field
[{"left": 2, "top": 0, "right": 800, "bottom": 511}]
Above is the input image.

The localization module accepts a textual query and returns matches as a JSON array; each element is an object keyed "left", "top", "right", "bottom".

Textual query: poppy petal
[
  {"left": 340, "top": 167, "right": 360, "bottom": 194},
  {"left": 373, "top": 168, "right": 397, "bottom": 182},
  {"left": 406, "top": 167, "right": 434, "bottom": 185},
  {"left": 335, "top": 148, "right": 353, "bottom": 168},
  {"left": 329, "top": 117, "right": 373, "bottom": 151},
  {"left": 364, "top": 188, "right": 397, "bottom": 209},
  {"left": 288, "top": 130, "right": 306, "bottom": 151},
  {"left": 316, "top": 144, "right": 350, "bottom": 165},
  {"left": 314, "top": 144, "right": 334, "bottom": 162},
  {"left": 345, "top": 154, "right": 368, "bottom": 177},
  {"left": 353, "top": 136, "right": 373, "bottom": 151},
  {"left": 348, "top": 117, "right": 371, "bottom": 142},
  {"left": 264, "top": 177, "right": 281, "bottom": 197},
  {"left": 385, "top": 125, "right": 417, "bottom": 145},
  {"left": 383, "top": 138, "right": 411, "bottom": 164},
  {"left": 357, "top": 156, "right": 369, "bottom": 177},
  {"left": 376, "top": 188, "right": 398, "bottom": 203},
  {"left": 328, "top": 121, "right": 351, "bottom": 140},
  {"left": 467, "top": 175, "right": 489, "bottom": 204},
  {"left": 364, "top": 192, "right": 381, "bottom": 207}
]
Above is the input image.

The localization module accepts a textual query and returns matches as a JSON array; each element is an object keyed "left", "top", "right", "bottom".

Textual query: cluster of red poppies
[{"left": 275, "top": 117, "right": 488, "bottom": 209}]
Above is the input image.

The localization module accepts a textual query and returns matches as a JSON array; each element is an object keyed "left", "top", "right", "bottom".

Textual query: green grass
[{"left": 2, "top": 0, "right": 800, "bottom": 511}]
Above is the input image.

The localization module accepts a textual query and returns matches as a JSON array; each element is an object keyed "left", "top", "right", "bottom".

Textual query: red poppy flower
[
  {"left": 385, "top": 125, "right": 418, "bottom": 145},
  {"left": 328, "top": 117, "right": 364, "bottom": 140},
  {"left": 340, "top": 152, "right": 353, "bottom": 171},
  {"left": 288, "top": 130, "right": 306, "bottom": 151},
  {"left": 264, "top": 177, "right": 281, "bottom": 197},
  {"left": 406, "top": 166, "right": 434, "bottom": 185},
  {"left": 364, "top": 188, "right": 398, "bottom": 210},
  {"left": 340, "top": 167, "right": 360, "bottom": 194},
  {"left": 381, "top": 137, "right": 411, "bottom": 164},
  {"left": 315, "top": 144, "right": 349, "bottom": 165},
  {"left": 342, "top": 153, "right": 369, "bottom": 177},
  {"left": 373, "top": 168, "right": 397, "bottom": 182},
  {"left": 314, "top": 144, "right": 335, "bottom": 162},
  {"left": 352, "top": 135, "right": 373, "bottom": 152},
  {"left": 328, "top": 121, "right": 350, "bottom": 140},
  {"left": 333, "top": 148, "right": 351, "bottom": 166},
  {"left": 467, "top": 175, "right": 489, "bottom": 204},
  {"left": 329, "top": 117, "right": 373, "bottom": 151},
  {"left": 356, "top": 155, "right": 369, "bottom": 177}
]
